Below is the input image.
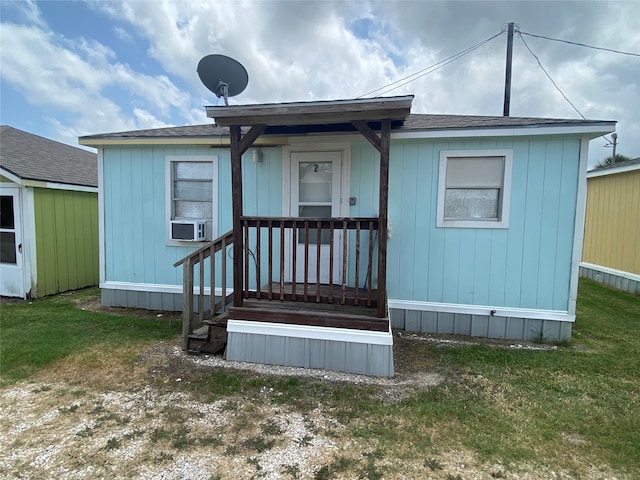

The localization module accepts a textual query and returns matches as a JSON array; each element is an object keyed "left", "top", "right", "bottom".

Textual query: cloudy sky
[{"left": 1, "top": 0, "right": 638, "bottom": 166}]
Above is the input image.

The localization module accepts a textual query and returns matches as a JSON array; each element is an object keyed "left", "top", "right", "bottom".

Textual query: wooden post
[
  {"left": 377, "top": 119, "right": 391, "bottom": 317},
  {"left": 230, "top": 125, "right": 244, "bottom": 307},
  {"left": 182, "top": 257, "right": 194, "bottom": 350}
]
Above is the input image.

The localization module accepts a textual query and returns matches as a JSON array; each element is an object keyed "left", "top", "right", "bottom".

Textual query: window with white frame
[
  {"left": 165, "top": 155, "right": 218, "bottom": 242},
  {"left": 437, "top": 150, "right": 512, "bottom": 228}
]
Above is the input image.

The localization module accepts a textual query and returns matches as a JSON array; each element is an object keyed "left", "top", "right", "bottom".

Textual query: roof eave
[
  {"left": 206, "top": 96, "right": 414, "bottom": 127},
  {"left": 78, "top": 135, "right": 290, "bottom": 147},
  {"left": 393, "top": 122, "right": 616, "bottom": 140},
  {"left": 0, "top": 167, "right": 97, "bottom": 191}
]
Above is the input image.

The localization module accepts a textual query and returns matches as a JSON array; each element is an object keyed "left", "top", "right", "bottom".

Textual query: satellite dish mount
[
  {"left": 197, "top": 54, "right": 248, "bottom": 106},
  {"left": 216, "top": 80, "right": 230, "bottom": 104}
]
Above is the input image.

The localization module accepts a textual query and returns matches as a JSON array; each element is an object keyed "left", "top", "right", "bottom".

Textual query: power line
[
  {"left": 518, "top": 32, "right": 614, "bottom": 144},
  {"left": 517, "top": 33, "right": 586, "bottom": 119},
  {"left": 518, "top": 30, "right": 640, "bottom": 57},
  {"left": 358, "top": 30, "right": 504, "bottom": 98}
]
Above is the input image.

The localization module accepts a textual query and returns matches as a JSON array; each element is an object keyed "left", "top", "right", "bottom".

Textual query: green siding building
[{"left": 0, "top": 126, "right": 98, "bottom": 298}]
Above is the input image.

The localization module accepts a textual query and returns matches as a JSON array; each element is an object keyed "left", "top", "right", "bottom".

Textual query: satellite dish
[{"left": 197, "top": 54, "right": 248, "bottom": 106}]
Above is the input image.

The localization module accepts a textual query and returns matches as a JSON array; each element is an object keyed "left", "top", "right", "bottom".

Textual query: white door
[
  {"left": 0, "top": 188, "right": 25, "bottom": 297},
  {"left": 291, "top": 151, "right": 343, "bottom": 284}
]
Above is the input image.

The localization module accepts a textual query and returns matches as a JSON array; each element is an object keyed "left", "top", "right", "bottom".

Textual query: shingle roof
[
  {"left": 1, "top": 126, "right": 97, "bottom": 187},
  {"left": 81, "top": 123, "right": 231, "bottom": 140},
  {"left": 80, "top": 113, "right": 614, "bottom": 142},
  {"left": 402, "top": 114, "right": 612, "bottom": 130}
]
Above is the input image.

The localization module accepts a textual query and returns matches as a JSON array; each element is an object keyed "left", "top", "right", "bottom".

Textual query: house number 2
[{"left": 313, "top": 164, "right": 319, "bottom": 172}]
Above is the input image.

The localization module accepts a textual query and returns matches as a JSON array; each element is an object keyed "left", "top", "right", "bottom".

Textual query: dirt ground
[{"left": 0, "top": 295, "right": 619, "bottom": 479}]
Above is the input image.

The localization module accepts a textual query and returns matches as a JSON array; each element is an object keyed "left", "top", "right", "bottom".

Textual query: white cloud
[
  {"left": 5, "top": 0, "right": 47, "bottom": 29},
  {"left": 132, "top": 108, "right": 173, "bottom": 129},
  {"left": 113, "top": 26, "right": 133, "bottom": 43},
  {"left": 0, "top": 9, "right": 200, "bottom": 140}
]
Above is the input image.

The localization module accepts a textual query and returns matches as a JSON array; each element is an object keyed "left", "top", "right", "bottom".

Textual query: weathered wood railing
[
  {"left": 240, "top": 216, "right": 380, "bottom": 310},
  {"left": 174, "top": 229, "right": 234, "bottom": 349}
]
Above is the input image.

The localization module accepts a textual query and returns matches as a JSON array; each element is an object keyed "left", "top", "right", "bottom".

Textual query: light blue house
[{"left": 80, "top": 96, "right": 614, "bottom": 376}]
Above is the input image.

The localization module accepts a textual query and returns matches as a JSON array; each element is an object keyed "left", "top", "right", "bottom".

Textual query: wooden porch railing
[
  {"left": 240, "top": 216, "right": 380, "bottom": 310},
  {"left": 174, "top": 229, "right": 234, "bottom": 349}
]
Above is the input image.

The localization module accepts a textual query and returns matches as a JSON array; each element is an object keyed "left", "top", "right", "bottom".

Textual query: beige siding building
[{"left": 581, "top": 158, "right": 640, "bottom": 294}]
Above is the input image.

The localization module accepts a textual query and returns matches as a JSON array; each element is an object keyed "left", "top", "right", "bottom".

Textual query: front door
[
  {"left": 0, "top": 188, "right": 25, "bottom": 297},
  {"left": 290, "top": 150, "right": 343, "bottom": 284}
]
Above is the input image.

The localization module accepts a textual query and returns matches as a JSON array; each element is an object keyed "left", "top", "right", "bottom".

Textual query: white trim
[
  {"left": 387, "top": 298, "right": 575, "bottom": 322},
  {"left": 97, "top": 148, "right": 106, "bottom": 284},
  {"left": 391, "top": 124, "right": 615, "bottom": 140},
  {"left": 286, "top": 125, "right": 615, "bottom": 145},
  {"left": 580, "top": 262, "right": 640, "bottom": 282},
  {"left": 568, "top": 137, "right": 590, "bottom": 316},
  {"left": 165, "top": 155, "right": 218, "bottom": 246},
  {"left": 80, "top": 137, "right": 289, "bottom": 147},
  {"left": 21, "top": 187, "right": 37, "bottom": 296},
  {"left": 0, "top": 169, "right": 22, "bottom": 184},
  {"left": 100, "top": 280, "right": 230, "bottom": 296},
  {"left": 0, "top": 184, "right": 29, "bottom": 297},
  {"left": 0, "top": 167, "right": 96, "bottom": 192},
  {"left": 227, "top": 319, "right": 393, "bottom": 345},
  {"left": 436, "top": 149, "right": 513, "bottom": 229},
  {"left": 38, "top": 182, "right": 97, "bottom": 193},
  {"left": 587, "top": 161, "right": 640, "bottom": 178}
]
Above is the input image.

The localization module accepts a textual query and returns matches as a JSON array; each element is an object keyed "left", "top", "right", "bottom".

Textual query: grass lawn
[
  {"left": 1, "top": 279, "right": 638, "bottom": 478},
  {"left": 0, "top": 288, "right": 180, "bottom": 385}
]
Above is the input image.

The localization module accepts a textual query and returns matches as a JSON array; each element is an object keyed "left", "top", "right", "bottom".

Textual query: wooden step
[
  {"left": 187, "top": 312, "right": 229, "bottom": 355},
  {"left": 203, "top": 311, "right": 229, "bottom": 326}
]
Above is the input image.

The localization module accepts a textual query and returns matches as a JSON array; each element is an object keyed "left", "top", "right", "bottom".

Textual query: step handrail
[{"left": 174, "top": 229, "right": 233, "bottom": 349}]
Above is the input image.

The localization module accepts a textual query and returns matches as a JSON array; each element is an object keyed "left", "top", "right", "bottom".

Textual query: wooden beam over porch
[{"left": 207, "top": 96, "right": 413, "bottom": 127}]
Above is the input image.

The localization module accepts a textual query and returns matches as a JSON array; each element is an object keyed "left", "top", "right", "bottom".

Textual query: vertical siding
[
  {"left": 33, "top": 188, "right": 98, "bottom": 296},
  {"left": 386, "top": 136, "right": 581, "bottom": 312},
  {"left": 101, "top": 135, "right": 583, "bottom": 313},
  {"left": 102, "top": 146, "right": 282, "bottom": 287},
  {"left": 583, "top": 168, "right": 640, "bottom": 275}
]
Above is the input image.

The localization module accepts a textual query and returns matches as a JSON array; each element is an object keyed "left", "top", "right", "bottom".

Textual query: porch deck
[{"left": 232, "top": 282, "right": 385, "bottom": 331}]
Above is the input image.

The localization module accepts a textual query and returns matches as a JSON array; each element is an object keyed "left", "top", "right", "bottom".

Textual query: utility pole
[
  {"left": 611, "top": 133, "right": 618, "bottom": 164},
  {"left": 503, "top": 22, "right": 515, "bottom": 116}
]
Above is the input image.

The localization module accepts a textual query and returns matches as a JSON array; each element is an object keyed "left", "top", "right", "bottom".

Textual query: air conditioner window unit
[{"left": 171, "top": 220, "right": 207, "bottom": 241}]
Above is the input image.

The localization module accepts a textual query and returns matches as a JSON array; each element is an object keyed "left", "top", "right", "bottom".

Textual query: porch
[
  {"left": 174, "top": 215, "right": 393, "bottom": 375},
  {"left": 174, "top": 96, "right": 414, "bottom": 377}
]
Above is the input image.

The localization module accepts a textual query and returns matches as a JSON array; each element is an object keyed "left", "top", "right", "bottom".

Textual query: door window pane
[
  {"left": 299, "top": 162, "right": 332, "bottom": 202},
  {"left": 0, "top": 196, "right": 15, "bottom": 229},
  {"left": 0, "top": 232, "right": 16, "bottom": 264},
  {"left": 298, "top": 205, "right": 331, "bottom": 244}
]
